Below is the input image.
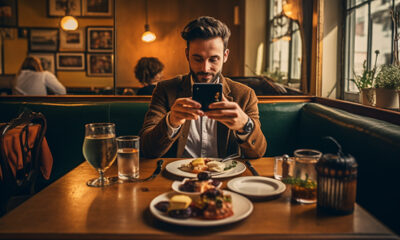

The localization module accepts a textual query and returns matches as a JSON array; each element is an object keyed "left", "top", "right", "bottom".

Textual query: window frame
[
  {"left": 343, "top": 0, "right": 395, "bottom": 101},
  {"left": 266, "top": 0, "right": 302, "bottom": 88}
]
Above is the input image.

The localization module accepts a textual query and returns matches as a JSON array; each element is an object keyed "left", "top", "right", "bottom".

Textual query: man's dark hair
[
  {"left": 134, "top": 57, "right": 164, "bottom": 85},
  {"left": 181, "top": 16, "right": 231, "bottom": 50}
]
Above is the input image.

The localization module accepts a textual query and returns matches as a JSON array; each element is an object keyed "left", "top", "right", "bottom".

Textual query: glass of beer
[
  {"left": 83, "top": 123, "right": 117, "bottom": 187},
  {"left": 116, "top": 136, "right": 140, "bottom": 180}
]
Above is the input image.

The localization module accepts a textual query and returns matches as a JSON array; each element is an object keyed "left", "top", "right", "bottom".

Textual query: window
[
  {"left": 344, "top": 0, "right": 395, "bottom": 96},
  {"left": 267, "top": 0, "right": 302, "bottom": 89}
]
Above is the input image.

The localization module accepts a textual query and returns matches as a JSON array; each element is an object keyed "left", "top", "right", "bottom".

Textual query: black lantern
[{"left": 316, "top": 137, "right": 358, "bottom": 214}]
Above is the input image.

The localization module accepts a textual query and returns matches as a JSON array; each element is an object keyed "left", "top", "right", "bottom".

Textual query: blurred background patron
[
  {"left": 14, "top": 56, "right": 66, "bottom": 96},
  {"left": 134, "top": 57, "right": 164, "bottom": 95}
]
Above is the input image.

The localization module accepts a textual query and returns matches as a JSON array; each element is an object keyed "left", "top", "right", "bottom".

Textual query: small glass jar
[{"left": 291, "top": 149, "right": 322, "bottom": 204}]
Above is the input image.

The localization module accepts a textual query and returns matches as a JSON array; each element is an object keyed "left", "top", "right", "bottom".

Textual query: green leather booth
[{"left": 1, "top": 100, "right": 399, "bottom": 233}]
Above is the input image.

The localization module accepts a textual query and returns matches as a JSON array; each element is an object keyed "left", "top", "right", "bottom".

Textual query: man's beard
[{"left": 190, "top": 68, "right": 221, "bottom": 83}]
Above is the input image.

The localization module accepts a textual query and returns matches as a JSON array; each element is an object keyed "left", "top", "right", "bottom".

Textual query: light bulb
[
  {"left": 60, "top": 16, "right": 78, "bottom": 31},
  {"left": 141, "top": 31, "right": 156, "bottom": 42}
]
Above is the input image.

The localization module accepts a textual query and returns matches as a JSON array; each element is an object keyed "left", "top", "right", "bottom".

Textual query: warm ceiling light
[
  {"left": 60, "top": 16, "right": 78, "bottom": 31},
  {"left": 141, "top": 24, "right": 156, "bottom": 42},
  {"left": 142, "top": 0, "right": 156, "bottom": 43},
  {"left": 60, "top": 0, "right": 79, "bottom": 31}
]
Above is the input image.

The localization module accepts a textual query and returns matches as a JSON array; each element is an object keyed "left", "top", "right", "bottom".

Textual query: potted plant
[
  {"left": 374, "top": 64, "right": 400, "bottom": 109},
  {"left": 351, "top": 53, "right": 379, "bottom": 106}
]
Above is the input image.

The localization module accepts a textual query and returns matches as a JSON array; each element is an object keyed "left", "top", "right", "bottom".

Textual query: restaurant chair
[{"left": 0, "top": 111, "right": 47, "bottom": 216}]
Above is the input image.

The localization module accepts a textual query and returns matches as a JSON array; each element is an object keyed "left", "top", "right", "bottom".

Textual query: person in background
[
  {"left": 134, "top": 57, "right": 164, "bottom": 95},
  {"left": 14, "top": 56, "right": 66, "bottom": 95}
]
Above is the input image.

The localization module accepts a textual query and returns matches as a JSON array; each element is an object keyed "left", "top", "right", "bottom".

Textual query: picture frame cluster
[
  {"left": 48, "top": 0, "right": 113, "bottom": 17},
  {"left": 26, "top": 0, "right": 114, "bottom": 77}
]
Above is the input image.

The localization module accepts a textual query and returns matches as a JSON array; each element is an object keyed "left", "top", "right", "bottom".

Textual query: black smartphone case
[{"left": 192, "top": 83, "right": 223, "bottom": 111}]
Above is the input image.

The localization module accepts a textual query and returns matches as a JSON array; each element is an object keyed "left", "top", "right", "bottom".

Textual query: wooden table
[{"left": 0, "top": 158, "right": 397, "bottom": 240}]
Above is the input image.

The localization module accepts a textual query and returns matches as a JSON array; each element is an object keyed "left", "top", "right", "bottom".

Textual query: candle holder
[{"left": 316, "top": 137, "right": 358, "bottom": 215}]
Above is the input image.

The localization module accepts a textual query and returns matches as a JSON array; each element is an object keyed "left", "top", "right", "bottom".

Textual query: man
[{"left": 140, "top": 16, "right": 267, "bottom": 159}]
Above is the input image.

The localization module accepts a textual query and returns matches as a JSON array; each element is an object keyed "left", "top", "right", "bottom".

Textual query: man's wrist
[
  {"left": 167, "top": 112, "right": 181, "bottom": 129},
  {"left": 166, "top": 112, "right": 181, "bottom": 130}
]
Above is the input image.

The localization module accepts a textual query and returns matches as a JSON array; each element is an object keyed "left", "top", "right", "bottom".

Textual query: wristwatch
[{"left": 237, "top": 117, "right": 254, "bottom": 135}]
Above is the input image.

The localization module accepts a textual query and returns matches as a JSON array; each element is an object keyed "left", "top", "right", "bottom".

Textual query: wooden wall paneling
[{"left": 115, "top": 0, "right": 245, "bottom": 89}]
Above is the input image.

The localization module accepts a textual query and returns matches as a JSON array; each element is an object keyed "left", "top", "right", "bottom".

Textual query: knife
[{"left": 245, "top": 160, "right": 259, "bottom": 176}]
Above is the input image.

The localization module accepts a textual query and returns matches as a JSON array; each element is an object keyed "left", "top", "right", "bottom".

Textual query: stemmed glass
[{"left": 82, "top": 123, "right": 117, "bottom": 187}]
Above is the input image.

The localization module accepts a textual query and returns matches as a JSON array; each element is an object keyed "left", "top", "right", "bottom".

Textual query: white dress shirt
[
  {"left": 15, "top": 70, "right": 66, "bottom": 95},
  {"left": 165, "top": 76, "right": 251, "bottom": 158}
]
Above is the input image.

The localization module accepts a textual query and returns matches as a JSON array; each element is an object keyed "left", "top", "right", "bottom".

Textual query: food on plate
[
  {"left": 155, "top": 194, "right": 193, "bottom": 219},
  {"left": 179, "top": 158, "right": 237, "bottom": 173},
  {"left": 178, "top": 172, "right": 221, "bottom": 193},
  {"left": 193, "top": 189, "right": 233, "bottom": 219},
  {"left": 207, "top": 161, "right": 225, "bottom": 172},
  {"left": 154, "top": 189, "right": 234, "bottom": 220}
]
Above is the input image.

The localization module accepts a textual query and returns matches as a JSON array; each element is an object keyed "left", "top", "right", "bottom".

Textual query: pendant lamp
[
  {"left": 60, "top": 0, "right": 79, "bottom": 31},
  {"left": 141, "top": 0, "right": 156, "bottom": 42}
]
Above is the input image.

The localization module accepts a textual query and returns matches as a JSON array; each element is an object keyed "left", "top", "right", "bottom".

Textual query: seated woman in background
[
  {"left": 14, "top": 56, "right": 66, "bottom": 95},
  {"left": 134, "top": 57, "right": 164, "bottom": 95}
]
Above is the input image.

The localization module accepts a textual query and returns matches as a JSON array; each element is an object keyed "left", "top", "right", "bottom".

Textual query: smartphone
[{"left": 192, "top": 83, "right": 223, "bottom": 111}]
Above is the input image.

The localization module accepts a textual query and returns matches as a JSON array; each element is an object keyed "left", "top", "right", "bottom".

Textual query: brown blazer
[{"left": 139, "top": 74, "right": 267, "bottom": 159}]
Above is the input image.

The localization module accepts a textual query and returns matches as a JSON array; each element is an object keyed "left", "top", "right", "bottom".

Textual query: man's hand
[
  {"left": 169, "top": 97, "right": 204, "bottom": 128},
  {"left": 205, "top": 95, "right": 248, "bottom": 131}
]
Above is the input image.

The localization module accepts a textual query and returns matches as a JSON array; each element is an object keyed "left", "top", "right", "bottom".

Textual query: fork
[{"left": 219, "top": 153, "right": 240, "bottom": 163}]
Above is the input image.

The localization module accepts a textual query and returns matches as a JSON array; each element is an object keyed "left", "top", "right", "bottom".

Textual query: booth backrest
[
  {"left": 1, "top": 102, "right": 149, "bottom": 183},
  {"left": 297, "top": 103, "right": 400, "bottom": 233}
]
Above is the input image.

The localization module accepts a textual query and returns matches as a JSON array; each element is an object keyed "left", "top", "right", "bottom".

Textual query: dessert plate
[
  {"left": 165, "top": 158, "right": 246, "bottom": 179},
  {"left": 149, "top": 191, "right": 253, "bottom": 226},
  {"left": 227, "top": 176, "right": 286, "bottom": 198}
]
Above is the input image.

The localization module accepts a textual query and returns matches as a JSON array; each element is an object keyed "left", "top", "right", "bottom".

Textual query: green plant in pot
[
  {"left": 351, "top": 50, "right": 379, "bottom": 106},
  {"left": 374, "top": 64, "right": 400, "bottom": 109}
]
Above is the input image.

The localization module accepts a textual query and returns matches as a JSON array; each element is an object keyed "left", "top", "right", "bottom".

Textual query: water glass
[
  {"left": 116, "top": 136, "right": 140, "bottom": 180},
  {"left": 291, "top": 149, "right": 322, "bottom": 204}
]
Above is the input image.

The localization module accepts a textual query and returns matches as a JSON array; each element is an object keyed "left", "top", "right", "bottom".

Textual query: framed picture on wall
[
  {"left": 87, "top": 27, "right": 113, "bottom": 52},
  {"left": 60, "top": 29, "right": 84, "bottom": 51},
  {"left": 56, "top": 53, "right": 85, "bottom": 70},
  {"left": 29, "top": 29, "right": 59, "bottom": 52},
  {"left": 29, "top": 53, "right": 56, "bottom": 74},
  {"left": 82, "top": 0, "right": 112, "bottom": 17},
  {"left": 0, "top": 0, "right": 17, "bottom": 27},
  {"left": 87, "top": 53, "right": 113, "bottom": 76},
  {"left": 48, "top": 0, "right": 81, "bottom": 17}
]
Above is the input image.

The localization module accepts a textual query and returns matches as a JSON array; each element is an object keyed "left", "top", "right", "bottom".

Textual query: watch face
[{"left": 243, "top": 118, "right": 254, "bottom": 133}]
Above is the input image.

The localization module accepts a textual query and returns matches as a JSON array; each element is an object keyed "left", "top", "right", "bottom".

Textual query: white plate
[
  {"left": 149, "top": 191, "right": 253, "bottom": 226},
  {"left": 227, "top": 176, "right": 286, "bottom": 198},
  {"left": 165, "top": 158, "right": 246, "bottom": 178},
  {"left": 171, "top": 179, "right": 223, "bottom": 196}
]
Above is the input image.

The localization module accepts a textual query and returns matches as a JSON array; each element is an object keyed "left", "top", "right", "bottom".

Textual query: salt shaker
[
  {"left": 316, "top": 137, "right": 358, "bottom": 214},
  {"left": 282, "top": 154, "right": 290, "bottom": 179}
]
